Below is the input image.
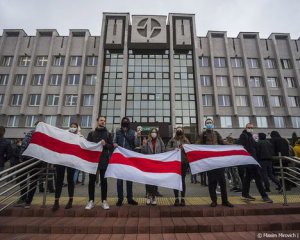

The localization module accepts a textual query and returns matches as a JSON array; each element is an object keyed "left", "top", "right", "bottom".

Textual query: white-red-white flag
[
  {"left": 183, "top": 144, "right": 259, "bottom": 174},
  {"left": 23, "top": 122, "right": 102, "bottom": 174},
  {"left": 105, "top": 147, "right": 182, "bottom": 191}
]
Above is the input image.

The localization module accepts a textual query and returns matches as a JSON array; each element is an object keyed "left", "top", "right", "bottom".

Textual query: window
[
  {"left": 7, "top": 115, "right": 19, "bottom": 127},
  {"left": 202, "top": 94, "right": 213, "bottom": 106},
  {"left": 18, "top": 56, "right": 31, "bottom": 66},
  {"left": 253, "top": 96, "right": 265, "bottom": 107},
  {"left": 82, "top": 94, "right": 94, "bottom": 106},
  {"left": 32, "top": 74, "right": 44, "bottom": 86},
  {"left": 52, "top": 55, "right": 65, "bottom": 66},
  {"left": 200, "top": 75, "right": 212, "bottom": 86},
  {"left": 220, "top": 116, "right": 232, "bottom": 128},
  {"left": 214, "top": 57, "right": 226, "bottom": 68},
  {"left": 284, "top": 77, "right": 296, "bottom": 88},
  {"left": 249, "top": 76, "right": 262, "bottom": 87},
  {"left": 35, "top": 56, "right": 48, "bottom": 66},
  {"left": 264, "top": 58, "right": 276, "bottom": 69},
  {"left": 69, "top": 56, "right": 82, "bottom": 66},
  {"left": 267, "top": 77, "right": 279, "bottom": 88},
  {"left": 233, "top": 76, "right": 246, "bottom": 87},
  {"left": 25, "top": 115, "right": 39, "bottom": 127},
  {"left": 236, "top": 95, "right": 248, "bottom": 106},
  {"left": 238, "top": 116, "right": 250, "bottom": 128},
  {"left": 62, "top": 116, "right": 73, "bottom": 128},
  {"left": 270, "top": 96, "right": 283, "bottom": 107},
  {"left": 256, "top": 117, "right": 268, "bottom": 128},
  {"left": 11, "top": 94, "right": 22, "bottom": 106},
  {"left": 1, "top": 56, "right": 13, "bottom": 67},
  {"left": 231, "top": 57, "right": 243, "bottom": 68},
  {"left": 247, "top": 58, "right": 259, "bottom": 68},
  {"left": 14, "top": 74, "right": 26, "bottom": 86},
  {"left": 216, "top": 75, "right": 229, "bottom": 87},
  {"left": 291, "top": 117, "right": 300, "bottom": 128},
  {"left": 46, "top": 95, "right": 59, "bottom": 106},
  {"left": 288, "top": 96, "right": 300, "bottom": 107},
  {"left": 85, "top": 75, "right": 96, "bottom": 85},
  {"left": 67, "top": 74, "right": 80, "bottom": 85},
  {"left": 0, "top": 94, "right": 4, "bottom": 105},
  {"left": 49, "top": 74, "right": 62, "bottom": 86},
  {"left": 218, "top": 95, "right": 231, "bottom": 106},
  {"left": 0, "top": 74, "right": 9, "bottom": 85},
  {"left": 274, "top": 117, "right": 285, "bottom": 128},
  {"left": 280, "top": 59, "right": 292, "bottom": 69},
  {"left": 81, "top": 115, "right": 92, "bottom": 128},
  {"left": 45, "top": 116, "right": 57, "bottom": 126},
  {"left": 297, "top": 59, "right": 300, "bottom": 68},
  {"left": 29, "top": 94, "right": 41, "bottom": 106},
  {"left": 87, "top": 56, "right": 98, "bottom": 66},
  {"left": 65, "top": 95, "right": 78, "bottom": 106},
  {"left": 199, "top": 56, "right": 209, "bottom": 67}
]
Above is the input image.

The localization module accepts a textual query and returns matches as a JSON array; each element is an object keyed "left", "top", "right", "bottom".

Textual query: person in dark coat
[
  {"left": 0, "top": 126, "right": 12, "bottom": 172},
  {"left": 257, "top": 133, "right": 281, "bottom": 193},
  {"left": 113, "top": 117, "right": 139, "bottom": 206},
  {"left": 197, "top": 118, "right": 233, "bottom": 208},
  {"left": 239, "top": 123, "right": 273, "bottom": 203},
  {"left": 270, "top": 131, "right": 292, "bottom": 190},
  {"left": 85, "top": 116, "right": 113, "bottom": 210}
]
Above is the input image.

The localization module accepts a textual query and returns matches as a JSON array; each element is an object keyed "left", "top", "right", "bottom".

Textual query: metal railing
[
  {"left": 0, "top": 158, "right": 54, "bottom": 212},
  {"left": 273, "top": 154, "right": 300, "bottom": 206}
]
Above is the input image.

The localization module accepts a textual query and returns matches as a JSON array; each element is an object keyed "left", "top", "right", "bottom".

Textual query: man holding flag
[{"left": 197, "top": 118, "right": 233, "bottom": 208}]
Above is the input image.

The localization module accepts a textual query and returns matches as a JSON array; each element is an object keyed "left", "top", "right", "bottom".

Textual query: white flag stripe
[
  {"left": 189, "top": 155, "right": 259, "bottom": 174},
  {"left": 23, "top": 144, "right": 98, "bottom": 174},
  {"left": 115, "top": 147, "right": 181, "bottom": 162},
  {"left": 184, "top": 144, "right": 246, "bottom": 153},
  {"left": 105, "top": 164, "right": 182, "bottom": 191}
]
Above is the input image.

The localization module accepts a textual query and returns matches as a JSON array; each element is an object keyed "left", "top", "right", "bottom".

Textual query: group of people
[{"left": 0, "top": 116, "right": 298, "bottom": 211}]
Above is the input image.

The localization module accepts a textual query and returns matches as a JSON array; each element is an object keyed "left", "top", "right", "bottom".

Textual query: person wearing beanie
[
  {"left": 197, "top": 118, "right": 234, "bottom": 208},
  {"left": 257, "top": 133, "right": 282, "bottom": 193}
]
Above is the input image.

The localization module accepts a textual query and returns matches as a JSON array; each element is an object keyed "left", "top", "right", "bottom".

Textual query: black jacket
[
  {"left": 270, "top": 131, "right": 290, "bottom": 157},
  {"left": 239, "top": 130, "right": 258, "bottom": 160},
  {"left": 0, "top": 138, "right": 12, "bottom": 168},
  {"left": 257, "top": 140, "right": 274, "bottom": 161},
  {"left": 87, "top": 127, "right": 113, "bottom": 169}
]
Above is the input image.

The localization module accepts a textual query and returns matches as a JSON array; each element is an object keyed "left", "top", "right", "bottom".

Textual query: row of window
[
  {"left": 201, "top": 116, "right": 300, "bottom": 129},
  {"left": 0, "top": 74, "right": 96, "bottom": 86},
  {"left": 202, "top": 94, "right": 300, "bottom": 107},
  {"left": 0, "top": 56, "right": 98, "bottom": 67},
  {"left": 0, "top": 94, "right": 94, "bottom": 107},
  {"left": 6, "top": 115, "right": 92, "bottom": 128},
  {"left": 199, "top": 57, "right": 300, "bottom": 69},
  {"left": 200, "top": 75, "right": 297, "bottom": 88}
]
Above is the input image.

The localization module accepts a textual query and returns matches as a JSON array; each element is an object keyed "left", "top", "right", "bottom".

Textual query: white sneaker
[
  {"left": 151, "top": 197, "right": 157, "bottom": 206},
  {"left": 102, "top": 200, "right": 110, "bottom": 210},
  {"left": 85, "top": 200, "right": 95, "bottom": 210},
  {"left": 146, "top": 197, "right": 151, "bottom": 205}
]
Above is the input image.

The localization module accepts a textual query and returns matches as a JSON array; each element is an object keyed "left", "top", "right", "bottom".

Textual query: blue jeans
[{"left": 117, "top": 179, "right": 133, "bottom": 201}]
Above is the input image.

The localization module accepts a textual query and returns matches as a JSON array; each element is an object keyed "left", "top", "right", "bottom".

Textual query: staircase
[{"left": 0, "top": 203, "right": 300, "bottom": 239}]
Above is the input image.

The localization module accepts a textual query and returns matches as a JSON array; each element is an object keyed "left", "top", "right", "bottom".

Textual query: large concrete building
[{"left": 0, "top": 13, "right": 300, "bottom": 140}]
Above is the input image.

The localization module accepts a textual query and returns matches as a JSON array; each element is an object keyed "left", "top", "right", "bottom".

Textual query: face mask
[
  {"left": 69, "top": 127, "right": 77, "bottom": 133},
  {"left": 17, "top": 143, "right": 22, "bottom": 146},
  {"left": 246, "top": 129, "right": 253, "bottom": 134},
  {"left": 151, "top": 133, "right": 157, "bottom": 139},
  {"left": 176, "top": 131, "right": 183, "bottom": 136},
  {"left": 206, "top": 123, "right": 214, "bottom": 130}
]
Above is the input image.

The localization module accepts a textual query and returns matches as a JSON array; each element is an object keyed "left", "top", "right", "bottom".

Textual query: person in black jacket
[
  {"left": 257, "top": 133, "right": 281, "bottom": 193},
  {"left": 0, "top": 126, "right": 12, "bottom": 172},
  {"left": 270, "top": 131, "right": 292, "bottom": 190},
  {"left": 85, "top": 116, "right": 113, "bottom": 210},
  {"left": 239, "top": 123, "right": 273, "bottom": 203}
]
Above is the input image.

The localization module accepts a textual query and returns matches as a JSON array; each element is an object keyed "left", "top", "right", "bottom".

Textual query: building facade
[{"left": 0, "top": 13, "right": 300, "bottom": 140}]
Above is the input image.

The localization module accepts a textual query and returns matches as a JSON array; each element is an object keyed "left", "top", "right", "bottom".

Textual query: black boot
[
  {"left": 52, "top": 199, "right": 59, "bottom": 212},
  {"left": 65, "top": 198, "right": 73, "bottom": 209}
]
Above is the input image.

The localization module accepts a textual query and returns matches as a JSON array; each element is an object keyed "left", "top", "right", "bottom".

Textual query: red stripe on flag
[
  {"left": 30, "top": 132, "right": 101, "bottom": 163},
  {"left": 109, "top": 152, "right": 181, "bottom": 174},
  {"left": 186, "top": 150, "right": 250, "bottom": 163}
]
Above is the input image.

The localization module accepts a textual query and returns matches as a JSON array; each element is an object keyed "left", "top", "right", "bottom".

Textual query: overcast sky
[{"left": 0, "top": 0, "right": 299, "bottom": 39}]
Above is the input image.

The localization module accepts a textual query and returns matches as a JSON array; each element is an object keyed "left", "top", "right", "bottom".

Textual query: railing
[
  {"left": 273, "top": 154, "right": 300, "bottom": 206},
  {"left": 0, "top": 158, "right": 53, "bottom": 212}
]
